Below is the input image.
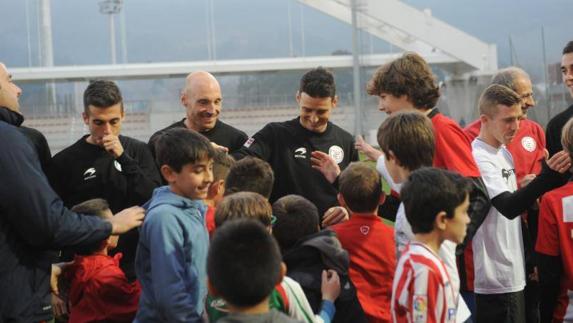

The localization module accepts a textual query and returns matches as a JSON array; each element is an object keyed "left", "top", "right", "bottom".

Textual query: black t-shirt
[
  {"left": 148, "top": 118, "right": 248, "bottom": 156},
  {"left": 546, "top": 104, "right": 573, "bottom": 156},
  {"left": 234, "top": 117, "right": 358, "bottom": 217},
  {"left": 48, "top": 135, "right": 161, "bottom": 280}
]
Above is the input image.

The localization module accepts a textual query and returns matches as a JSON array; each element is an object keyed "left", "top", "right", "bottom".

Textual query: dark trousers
[{"left": 475, "top": 291, "right": 526, "bottom": 323}]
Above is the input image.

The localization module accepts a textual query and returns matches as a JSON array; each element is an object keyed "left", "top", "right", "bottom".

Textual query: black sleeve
[
  {"left": 491, "top": 164, "right": 569, "bottom": 219},
  {"left": 457, "top": 176, "right": 491, "bottom": 254},
  {"left": 230, "top": 130, "right": 249, "bottom": 153},
  {"left": 0, "top": 128, "right": 112, "bottom": 249},
  {"left": 117, "top": 140, "right": 162, "bottom": 206},
  {"left": 231, "top": 125, "right": 273, "bottom": 161},
  {"left": 538, "top": 254, "right": 562, "bottom": 323},
  {"left": 545, "top": 119, "right": 562, "bottom": 158}
]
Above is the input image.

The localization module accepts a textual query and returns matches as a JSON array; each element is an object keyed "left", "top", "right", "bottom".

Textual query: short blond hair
[
  {"left": 478, "top": 84, "right": 521, "bottom": 117},
  {"left": 561, "top": 118, "right": 573, "bottom": 155}
]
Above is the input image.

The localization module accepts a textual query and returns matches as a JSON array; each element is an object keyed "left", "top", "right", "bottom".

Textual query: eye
[{"left": 94, "top": 120, "right": 103, "bottom": 126}]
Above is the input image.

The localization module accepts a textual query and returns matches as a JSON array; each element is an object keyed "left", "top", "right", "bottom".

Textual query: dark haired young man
[
  {"left": 234, "top": 67, "right": 359, "bottom": 217},
  {"left": 48, "top": 80, "right": 161, "bottom": 280},
  {"left": 546, "top": 40, "right": 573, "bottom": 156}
]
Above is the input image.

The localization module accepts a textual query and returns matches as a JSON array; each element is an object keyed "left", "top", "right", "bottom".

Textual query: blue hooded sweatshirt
[{"left": 134, "top": 186, "right": 209, "bottom": 323}]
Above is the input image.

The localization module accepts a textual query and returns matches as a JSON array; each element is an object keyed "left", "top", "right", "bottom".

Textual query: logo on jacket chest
[
  {"left": 83, "top": 167, "right": 97, "bottom": 180},
  {"left": 521, "top": 136, "right": 536, "bottom": 152},
  {"left": 329, "top": 145, "right": 344, "bottom": 164},
  {"left": 294, "top": 147, "right": 307, "bottom": 159}
]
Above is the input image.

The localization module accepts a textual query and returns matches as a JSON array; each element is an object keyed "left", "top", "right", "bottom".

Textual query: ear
[
  {"left": 207, "top": 180, "right": 223, "bottom": 199},
  {"left": 180, "top": 90, "right": 188, "bottom": 107},
  {"left": 479, "top": 114, "right": 489, "bottom": 125},
  {"left": 160, "top": 165, "right": 176, "bottom": 184},
  {"left": 82, "top": 111, "right": 89, "bottom": 125},
  {"left": 434, "top": 210, "right": 448, "bottom": 231},
  {"left": 277, "top": 262, "right": 287, "bottom": 285},
  {"left": 207, "top": 277, "right": 219, "bottom": 297},
  {"left": 295, "top": 91, "right": 301, "bottom": 104},
  {"left": 379, "top": 193, "right": 386, "bottom": 206},
  {"left": 331, "top": 95, "right": 338, "bottom": 108}
]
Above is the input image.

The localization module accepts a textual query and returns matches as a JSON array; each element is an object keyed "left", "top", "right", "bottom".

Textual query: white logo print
[
  {"left": 294, "top": 147, "right": 307, "bottom": 159},
  {"left": 329, "top": 145, "right": 344, "bottom": 164},
  {"left": 83, "top": 168, "right": 97, "bottom": 180},
  {"left": 114, "top": 160, "right": 123, "bottom": 172},
  {"left": 244, "top": 137, "right": 255, "bottom": 148},
  {"left": 359, "top": 225, "right": 370, "bottom": 235},
  {"left": 521, "top": 136, "right": 536, "bottom": 152}
]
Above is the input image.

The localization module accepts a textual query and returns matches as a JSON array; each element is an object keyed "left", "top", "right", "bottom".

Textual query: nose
[
  {"left": 309, "top": 113, "right": 319, "bottom": 124},
  {"left": 205, "top": 168, "right": 214, "bottom": 183},
  {"left": 15, "top": 84, "right": 22, "bottom": 98},
  {"left": 378, "top": 98, "right": 385, "bottom": 111},
  {"left": 102, "top": 122, "right": 112, "bottom": 135}
]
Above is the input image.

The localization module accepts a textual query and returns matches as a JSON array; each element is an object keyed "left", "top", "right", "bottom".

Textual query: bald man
[{"left": 148, "top": 71, "right": 248, "bottom": 155}]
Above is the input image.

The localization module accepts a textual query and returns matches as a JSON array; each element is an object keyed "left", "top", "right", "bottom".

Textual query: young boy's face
[
  {"left": 443, "top": 194, "right": 470, "bottom": 244},
  {"left": 377, "top": 92, "right": 414, "bottom": 115},
  {"left": 169, "top": 158, "right": 214, "bottom": 200}
]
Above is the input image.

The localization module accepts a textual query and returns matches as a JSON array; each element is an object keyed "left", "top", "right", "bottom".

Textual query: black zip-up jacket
[{"left": 0, "top": 107, "right": 112, "bottom": 322}]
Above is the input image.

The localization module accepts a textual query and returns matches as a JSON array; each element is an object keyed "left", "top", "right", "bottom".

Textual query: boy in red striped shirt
[{"left": 392, "top": 168, "right": 472, "bottom": 323}]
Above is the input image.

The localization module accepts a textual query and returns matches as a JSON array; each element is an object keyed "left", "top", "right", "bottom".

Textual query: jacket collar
[{"left": 0, "top": 106, "right": 24, "bottom": 126}]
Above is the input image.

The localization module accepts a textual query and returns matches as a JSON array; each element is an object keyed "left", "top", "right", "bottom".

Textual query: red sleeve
[
  {"left": 463, "top": 119, "right": 481, "bottom": 142},
  {"left": 408, "top": 267, "right": 444, "bottom": 323},
  {"left": 433, "top": 120, "right": 480, "bottom": 177},
  {"left": 536, "top": 195, "right": 560, "bottom": 256},
  {"left": 206, "top": 206, "right": 216, "bottom": 239}
]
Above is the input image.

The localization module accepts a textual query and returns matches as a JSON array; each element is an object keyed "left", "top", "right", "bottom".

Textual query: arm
[
  {"left": 231, "top": 126, "right": 273, "bottom": 161},
  {"left": 458, "top": 176, "right": 490, "bottom": 252},
  {"left": 146, "top": 211, "right": 201, "bottom": 322},
  {"left": 0, "top": 129, "right": 112, "bottom": 248}
]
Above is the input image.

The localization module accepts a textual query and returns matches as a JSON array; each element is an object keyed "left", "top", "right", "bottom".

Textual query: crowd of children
[{"left": 39, "top": 40, "right": 573, "bottom": 323}]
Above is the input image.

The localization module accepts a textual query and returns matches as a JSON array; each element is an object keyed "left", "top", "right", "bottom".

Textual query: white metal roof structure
[{"left": 299, "top": 0, "right": 497, "bottom": 75}]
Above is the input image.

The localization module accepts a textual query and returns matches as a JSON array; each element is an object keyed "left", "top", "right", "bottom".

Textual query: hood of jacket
[
  {"left": 0, "top": 106, "right": 23, "bottom": 126},
  {"left": 145, "top": 185, "right": 207, "bottom": 216},
  {"left": 65, "top": 253, "right": 123, "bottom": 305},
  {"left": 283, "top": 230, "right": 349, "bottom": 274}
]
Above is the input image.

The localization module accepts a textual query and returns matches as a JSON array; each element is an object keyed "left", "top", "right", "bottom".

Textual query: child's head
[
  {"left": 155, "top": 127, "right": 216, "bottom": 200},
  {"left": 272, "top": 195, "right": 320, "bottom": 252},
  {"left": 377, "top": 111, "right": 435, "bottom": 183},
  {"left": 71, "top": 198, "right": 117, "bottom": 255},
  {"left": 400, "top": 167, "right": 472, "bottom": 244},
  {"left": 367, "top": 52, "right": 440, "bottom": 113},
  {"left": 214, "top": 191, "right": 273, "bottom": 229},
  {"left": 206, "top": 151, "right": 236, "bottom": 206},
  {"left": 208, "top": 219, "right": 284, "bottom": 310},
  {"left": 337, "top": 162, "right": 383, "bottom": 214},
  {"left": 224, "top": 157, "right": 274, "bottom": 198}
]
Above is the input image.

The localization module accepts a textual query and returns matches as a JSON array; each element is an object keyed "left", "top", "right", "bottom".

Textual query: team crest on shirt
[
  {"left": 114, "top": 160, "right": 122, "bottom": 172},
  {"left": 359, "top": 225, "right": 370, "bottom": 235},
  {"left": 521, "top": 136, "right": 536, "bottom": 152},
  {"left": 563, "top": 196, "right": 573, "bottom": 223},
  {"left": 328, "top": 145, "right": 344, "bottom": 164},
  {"left": 413, "top": 295, "right": 427, "bottom": 322},
  {"left": 244, "top": 137, "right": 255, "bottom": 148}
]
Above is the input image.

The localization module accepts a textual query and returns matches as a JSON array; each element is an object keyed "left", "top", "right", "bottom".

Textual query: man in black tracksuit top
[
  {"left": 148, "top": 71, "right": 248, "bottom": 156},
  {"left": 48, "top": 80, "right": 161, "bottom": 280},
  {"left": 234, "top": 67, "right": 358, "bottom": 217},
  {"left": 0, "top": 63, "right": 145, "bottom": 322}
]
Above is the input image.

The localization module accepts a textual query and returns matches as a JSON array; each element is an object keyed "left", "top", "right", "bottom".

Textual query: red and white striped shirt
[{"left": 392, "top": 242, "right": 458, "bottom": 323}]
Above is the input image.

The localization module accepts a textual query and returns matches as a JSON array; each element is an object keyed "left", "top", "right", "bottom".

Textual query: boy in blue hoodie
[{"left": 135, "top": 127, "right": 215, "bottom": 322}]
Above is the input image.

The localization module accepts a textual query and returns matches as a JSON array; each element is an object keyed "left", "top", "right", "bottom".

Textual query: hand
[
  {"left": 546, "top": 150, "right": 572, "bottom": 174},
  {"left": 211, "top": 141, "right": 229, "bottom": 153},
  {"left": 51, "top": 264, "right": 62, "bottom": 295},
  {"left": 109, "top": 206, "right": 146, "bottom": 234},
  {"left": 322, "top": 206, "right": 349, "bottom": 227},
  {"left": 519, "top": 174, "right": 536, "bottom": 187},
  {"left": 51, "top": 293, "right": 68, "bottom": 317},
  {"left": 528, "top": 266, "right": 539, "bottom": 282},
  {"left": 355, "top": 135, "right": 382, "bottom": 161},
  {"left": 321, "top": 269, "right": 341, "bottom": 302},
  {"left": 102, "top": 134, "right": 124, "bottom": 158},
  {"left": 311, "top": 151, "right": 340, "bottom": 184}
]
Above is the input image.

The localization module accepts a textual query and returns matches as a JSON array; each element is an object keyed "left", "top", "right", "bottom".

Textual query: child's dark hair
[
  {"left": 214, "top": 192, "right": 273, "bottom": 227},
  {"left": 155, "top": 128, "right": 215, "bottom": 172},
  {"left": 272, "top": 195, "right": 319, "bottom": 252},
  {"left": 401, "top": 167, "right": 472, "bottom": 234},
  {"left": 225, "top": 157, "right": 274, "bottom": 198},
  {"left": 213, "top": 151, "right": 235, "bottom": 181},
  {"left": 338, "top": 162, "right": 382, "bottom": 213},
  {"left": 208, "top": 219, "right": 282, "bottom": 307},
  {"left": 367, "top": 52, "right": 440, "bottom": 109},
  {"left": 71, "top": 198, "right": 111, "bottom": 255},
  {"left": 377, "top": 111, "right": 434, "bottom": 171},
  {"left": 299, "top": 67, "right": 336, "bottom": 99},
  {"left": 83, "top": 80, "right": 123, "bottom": 113}
]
